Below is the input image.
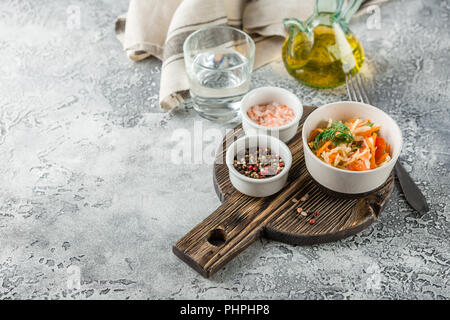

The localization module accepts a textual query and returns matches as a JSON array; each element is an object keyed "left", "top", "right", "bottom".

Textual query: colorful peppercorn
[{"left": 233, "top": 147, "right": 284, "bottom": 179}]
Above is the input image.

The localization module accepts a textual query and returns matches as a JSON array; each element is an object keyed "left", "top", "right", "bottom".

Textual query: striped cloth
[{"left": 115, "top": 0, "right": 387, "bottom": 111}]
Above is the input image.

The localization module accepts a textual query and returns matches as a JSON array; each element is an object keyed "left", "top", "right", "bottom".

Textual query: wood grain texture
[{"left": 173, "top": 106, "right": 394, "bottom": 278}]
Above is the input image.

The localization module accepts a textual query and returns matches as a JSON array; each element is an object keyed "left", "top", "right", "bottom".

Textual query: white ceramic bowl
[
  {"left": 302, "top": 101, "right": 403, "bottom": 194},
  {"left": 226, "top": 135, "right": 292, "bottom": 197},
  {"left": 240, "top": 87, "right": 303, "bottom": 143}
]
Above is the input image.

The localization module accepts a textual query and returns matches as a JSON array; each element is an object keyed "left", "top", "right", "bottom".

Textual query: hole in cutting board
[{"left": 207, "top": 228, "right": 227, "bottom": 246}]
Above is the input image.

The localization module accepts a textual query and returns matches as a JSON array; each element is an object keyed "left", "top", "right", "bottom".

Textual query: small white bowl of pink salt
[{"left": 240, "top": 87, "right": 303, "bottom": 143}]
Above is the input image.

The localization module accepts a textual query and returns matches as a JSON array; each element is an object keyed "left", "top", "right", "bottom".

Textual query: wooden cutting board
[{"left": 173, "top": 106, "right": 394, "bottom": 278}]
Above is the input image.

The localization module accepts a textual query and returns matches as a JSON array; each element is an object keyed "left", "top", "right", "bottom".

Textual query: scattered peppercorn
[
  {"left": 309, "top": 218, "right": 315, "bottom": 224},
  {"left": 233, "top": 147, "right": 284, "bottom": 179},
  {"left": 300, "top": 193, "right": 309, "bottom": 202},
  {"left": 315, "top": 210, "right": 319, "bottom": 216}
]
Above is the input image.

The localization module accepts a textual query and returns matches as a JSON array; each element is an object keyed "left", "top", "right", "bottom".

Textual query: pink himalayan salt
[{"left": 247, "top": 102, "right": 295, "bottom": 127}]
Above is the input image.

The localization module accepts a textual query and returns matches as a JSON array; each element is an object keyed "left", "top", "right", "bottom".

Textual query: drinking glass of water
[{"left": 184, "top": 26, "right": 255, "bottom": 123}]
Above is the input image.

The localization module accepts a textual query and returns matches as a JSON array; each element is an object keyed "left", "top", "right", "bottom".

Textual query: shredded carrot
[
  {"left": 371, "top": 126, "right": 381, "bottom": 133},
  {"left": 316, "top": 140, "right": 332, "bottom": 157},
  {"left": 329, "top": 153, "right": 337, "bottom": 164},
  {"left": 308, "top": 128, "right": 323, "bottom": 142},
  {"left": 358, "top": 126, "right": 381, "bottom": 137},
  {"left": 357, "top": 120, "right": 369, "bottom": 127}
]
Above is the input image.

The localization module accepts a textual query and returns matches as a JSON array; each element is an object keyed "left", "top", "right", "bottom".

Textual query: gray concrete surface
[{"left": 0, "top": 0, "right": 449, "bottom": 299}]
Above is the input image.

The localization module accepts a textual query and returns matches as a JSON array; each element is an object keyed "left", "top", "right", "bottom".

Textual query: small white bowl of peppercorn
[{"left": 226, "top": 135, "right": 292, "bottom": 197}]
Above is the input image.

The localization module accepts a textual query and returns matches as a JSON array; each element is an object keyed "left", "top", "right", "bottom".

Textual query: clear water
[
  {"left": 193, "top": 51, "right": 248, "bottom": 89},
  {"left": 187, "top": 50, "right": 252, "bottom": 122}
]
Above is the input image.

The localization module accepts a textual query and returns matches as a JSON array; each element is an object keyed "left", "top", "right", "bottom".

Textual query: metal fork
[{"left": 346, "top": 73, "right": 429, "bottom": 215}]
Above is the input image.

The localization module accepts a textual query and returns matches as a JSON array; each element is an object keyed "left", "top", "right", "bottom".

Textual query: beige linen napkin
[{"left": 115, "top": 0, "right": 387, "bottom": 111}]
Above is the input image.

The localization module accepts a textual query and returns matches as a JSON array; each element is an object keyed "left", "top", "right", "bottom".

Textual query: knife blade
[{"left": 394, "top": 161, "right": 430, "bottom": 214}]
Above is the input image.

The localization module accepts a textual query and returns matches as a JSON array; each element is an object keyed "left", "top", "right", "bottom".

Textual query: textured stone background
[{"left": 0, "top": 0, "right": 449, "bottom": 299}]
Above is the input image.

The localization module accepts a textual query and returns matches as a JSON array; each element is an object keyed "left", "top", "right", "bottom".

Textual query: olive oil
[{"left": 282, "top": 25, "right": 364, "bottom": 89}]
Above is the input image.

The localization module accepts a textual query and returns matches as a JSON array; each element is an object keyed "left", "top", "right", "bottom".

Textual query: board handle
[{"left": 172, "top": 199, "right": 264, "bottom": 278}]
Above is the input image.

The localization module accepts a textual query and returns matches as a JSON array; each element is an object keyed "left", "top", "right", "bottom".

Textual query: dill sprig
[{"left": 313, "top": 121, "right": 354, "bottom": 150}]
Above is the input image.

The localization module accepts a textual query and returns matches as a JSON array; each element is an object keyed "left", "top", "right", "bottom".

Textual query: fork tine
[
  {"left": 355, "top": 73, "right": 371, "bottom": 105},
  {"left": 345, "top": 75, "right": 354, "bottom": 101},
  {"left": 346, "top": 73, "right": 359, "bottom": 102},
  {"left": 346, "top": 73, "right": 371, "bottom": 105},
  {"left": 352, "top": 73, "right": 365, "bottom": 103}
]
